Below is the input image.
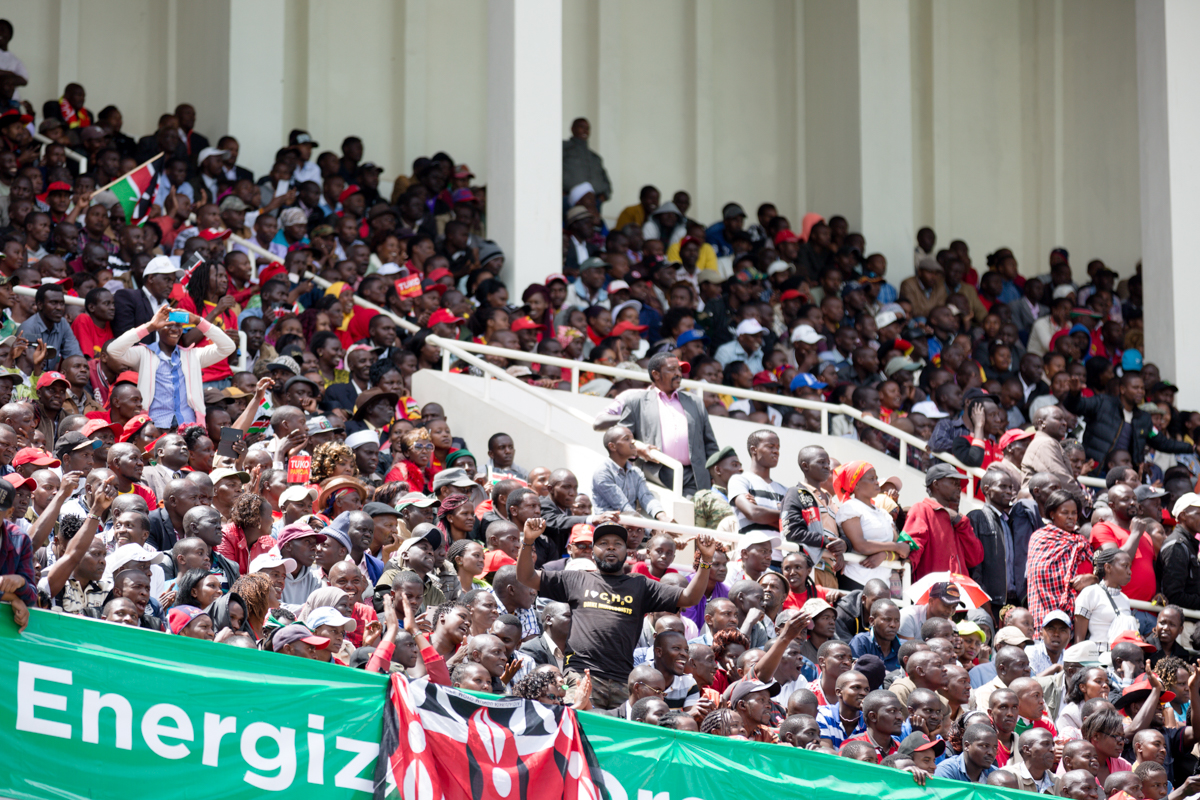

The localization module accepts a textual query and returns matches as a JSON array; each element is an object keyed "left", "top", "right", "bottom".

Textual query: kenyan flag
[{"left": 110, "top": 157, "right": 160, "bottom": 225}]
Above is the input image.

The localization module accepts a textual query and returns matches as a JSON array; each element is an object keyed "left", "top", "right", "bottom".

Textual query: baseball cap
[
  {"left": 278, "top": 485, "right": 317, "bottom": 506},
  {"left": 928, "top": 582, "right": 964, "bottom": 606},
  {"left": 1062, "top": 640, "right": 1103, "bottom": 666},
  {"left": 676, "top": 329, "right": 708, "bottom": 348},
  {"left": 276, "top": 523, "right": 327, "bottom": 551},
  {"left": 799, "top": 598, "right": 834, "bottom": 619},
  {"left": 54, "top": 431, "right": 100, "bottom": 457},
  {"left": 751, "top": 371, "right": 779, "bottom": 387},
  {"left": 0, "top": 478, "right": 15, "bottom": 510},
  {"left": 197, "top": 147, "right": 229, "bottom": 165},
  {"left": 916, "top": 255, "right": 942, "bottom": 273},
  {"left": 219, "top": 195, "right": 248, "bottom": 212},
  {"left": 789, "top": 373, "right": 827, "bottom": 392},
  {"left": 307, "top": 607, "right": 358, "bottom": 633},
  {"left": 81, "top": 419, "right": 122, "bottom": 440},
  {"left": 209, "top": 468, "right": 250, "bottom": 486},
  {"left": 779, "top": 289, "right": 809, "bottom": 303},
  {"left": 956, "top": 621, "right": 986, "bottom": 643},
  {"left": 774, "top": 229, "right": 800, "bottom": 245},
  {"left": 544, "top": 273, "right": 568, "bottom": 286},
  {"left": 705, "top": 445, "right": 737, "bottom": 470},
  {"left": 875, "top": 311, "right": 902, "bottom": 330},
  {"left": 897, "top": 732, "right": 946, "bottom": 759},
  {"left": 396, "top": 492, "right": 437, "bottom": 511},
  {"left": 12, "top": 448, "right": 60, "bottom": 468},
  {"left": 265, "top": 356, "right": 300, "bottom": 375},
  {"left": 432, "top": 468, "right": 476, "bottom": 492},
  {"left": 568, "top": 524, "right": 594, "bottom": 544},
  {"left": 924, "top": 463, "right": 964, "bottom": 487},
  {"left": 272, "top": 624, "right": 330, "bottom": 652},
  {"left": 1042, "top": 610, "right": 1072, "bottom": 629},
  {"left": 729, "top": 679, "right": 779, "bottom": 707},
  {"left": 1135, "top": 485, "right": 1168, "bottom": 502},
  {"left": 428, "top": 308, "right": 464, "bottom": 327},
  {"left": 884, "top": 356, "right": 923, "bottom": 378},
  {"left": 722, "top": 203, "right": 747, "bottom": 219},
  {"left": 1173, "top": 492, "right": 1200, "bottom": 518},
  {"left": 994, "top": 626, "right": 1034, "bottom": 647},
  {"left": 998, "top": 428, "right": 1036, "bottom": 451},
  {"left": 853, "top": 655, "right": 887, "bottom": 690},
  {"left": 735, "top": 319, "right": 765, "bottom": 337},
  {"left": 142, "top": 255, "right": 177, "bottom": 277},
  {"left": 910, "top": 400, "right": 948, "bottom": 419},
  {"left": 1109, "top": 630, "right": 1155, "bottom": 652},
  {"left": 36, "top": 371, "right": 71, "bottom": 391},
  {"left": 511, "top": 316, "right": 544, "bottom": 332},
  {"left": 305, "top": 415, "right": 341, "bottom": 436},
  {"left": 737, "top": 529, "right": 781, "bottom": 554},
  {"left": 591, "top": 522, "right": 630, "bottom": 545},
  {"left": 168, "top": 606, "right": 209, "bottom": 635},
  {"left": 611, "top": 320, "right": 648, "bottom": 337},
  {"left": 790, "top": 324, "right": 823, "bottom": 345},
  {"left": 118, "top": 414, "right": 153, "bottom": 443},
  {"left": 249, "top": 548, "right": 297, "bottom": 574}
]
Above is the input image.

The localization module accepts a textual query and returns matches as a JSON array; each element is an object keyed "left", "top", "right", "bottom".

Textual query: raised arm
[
  {"left": 43, "top": 475, "right": 115, "bottom": 597},
  {"left": 516, "top": 517, "right": 546, "bottom": 591},
  {"left": 676, "top": 535, "right": 716, "bottom": 609}
]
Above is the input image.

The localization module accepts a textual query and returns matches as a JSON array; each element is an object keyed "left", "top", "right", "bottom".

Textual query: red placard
[
  {"left": 394, "top": 274, "right": 421, "bottom": 298},
  {"left": 287, "top": 455, "right": 311, "bottom": 484}
]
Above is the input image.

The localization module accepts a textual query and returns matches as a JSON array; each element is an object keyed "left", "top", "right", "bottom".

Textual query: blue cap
[
  {"left": 676, "top": 329, "right": 708, "bottom": 348},
  {"left": 790, "top": 373, "right": 828, "bottom": 392},
  {"left": 1068, "top": 323, "right": 1092, "bottom": 338},
  {"left": 1122, "top": 349, "right": 1143, "bottom": 372}
]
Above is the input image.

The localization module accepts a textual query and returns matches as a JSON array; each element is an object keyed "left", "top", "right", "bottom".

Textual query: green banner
[{"left": 0, "top": 609, "right": 1028, "bottom": 800}]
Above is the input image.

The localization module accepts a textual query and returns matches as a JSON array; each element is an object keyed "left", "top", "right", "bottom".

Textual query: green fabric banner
[{"left": 0, "top": 609, "right": 1028, "bottom": 800}]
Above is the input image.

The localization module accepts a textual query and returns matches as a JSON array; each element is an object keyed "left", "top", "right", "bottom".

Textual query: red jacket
[{"left": 902, "top": 497, "right": 984, "bottom": 579}]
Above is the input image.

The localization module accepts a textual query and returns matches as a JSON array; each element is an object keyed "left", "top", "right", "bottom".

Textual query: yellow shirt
[
  {"left": 666, "top": 240, "right": 718, "bottom": 274},
  {"left": 614, "top": 204, "right": 646, "bottom": 231}
]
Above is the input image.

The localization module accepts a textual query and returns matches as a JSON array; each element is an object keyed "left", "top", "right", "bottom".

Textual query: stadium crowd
[{"left": 5, "top": 22, "right": 1200, "bottom": 798}]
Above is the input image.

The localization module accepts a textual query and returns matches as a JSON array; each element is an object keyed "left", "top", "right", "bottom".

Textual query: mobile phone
[
  {"left": 168, "top": 310, "right": 189, "bottom": 324},
  {"left": 216, "top": 426, "right": 243, "bottom": 459}
]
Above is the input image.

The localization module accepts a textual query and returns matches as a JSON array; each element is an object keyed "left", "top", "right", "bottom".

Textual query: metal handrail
[
  {"left": 1130, "top": 599, "right": 1200, "bottom": 621},
  {"left": 33, "top": 133, "right": 87, "bottom": 174},
  {"left": 614, "top": 512, "right": 912, "bottom": 600}
]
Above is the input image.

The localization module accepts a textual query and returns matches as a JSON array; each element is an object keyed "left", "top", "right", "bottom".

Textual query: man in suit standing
[
  {"left": 519, "top": 601, "right": 573, "bottom": 671},
  {"left": 612, "top": 353, "right": 719, "bottom": 497},
  {"left": 113, "top": 256, "right": 175, "bottom": 341}
]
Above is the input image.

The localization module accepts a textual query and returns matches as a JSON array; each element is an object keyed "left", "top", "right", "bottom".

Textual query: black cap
[
  {"left": 591, "top": 522, "right": 628, "bottom": 544},
  {"left": 54, "top": 430, "right": 99, "bottom": 457},
  {"left": 0, "top": 478, "right": 16, "bottom": 510},
  {"left": 364, "top": 501, "right": 401, "bottom": 518},
  {"left": 283, "top": 375, "right": 321, "bottom": 396},
  {"left": 925, "top": 463, "right": 964, "bottom": 488}
]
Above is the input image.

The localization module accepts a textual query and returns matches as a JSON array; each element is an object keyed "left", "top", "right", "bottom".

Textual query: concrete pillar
[
  {"left": 487, "top": 0, "right": 563, "bottom": 294},
  {"left": 1136, "top": 0, "right": 1200, "bottom": 406},
  {"left": 857, "top": 0, "right": 915, "bottom": 281},
  {"left": 229, "top": 0, "right": 285, "bottom": 177}
]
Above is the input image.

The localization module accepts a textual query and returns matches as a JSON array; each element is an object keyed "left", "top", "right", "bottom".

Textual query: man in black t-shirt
[{"left": 516, "top": 518, "right": 717, "bottom": 709}]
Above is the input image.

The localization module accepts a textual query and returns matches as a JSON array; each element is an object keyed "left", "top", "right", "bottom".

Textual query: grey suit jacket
[{"left": 615, "top": 388, "right": 718, "bottom": 491}]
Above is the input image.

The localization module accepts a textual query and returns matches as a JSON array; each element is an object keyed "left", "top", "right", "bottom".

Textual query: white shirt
[
  {"left": 1075, "top": 584, "right": 1132, "bottom": 648},
  {"left": 727, "top": 472, "right": 786, "bottom": 561},
  {"left": 142, "top": 286, "right": 167, "bottom": 316},
  {"left": 293, "top": 161, "right": 321, "bottom": 185},
  {"left": 0, "top": 51, "right": 29, "bottom": 99},
  {"left": 836, "top": 498, "right": 897, "bottom": 587}
]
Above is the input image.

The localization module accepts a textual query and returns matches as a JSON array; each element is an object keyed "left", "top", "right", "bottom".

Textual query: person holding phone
[{"left": 107, "top": 303, "right": 236, "bottom": 431}]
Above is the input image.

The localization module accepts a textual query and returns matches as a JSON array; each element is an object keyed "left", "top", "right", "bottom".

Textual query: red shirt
[
  {"left": 1090, "top": 521, "right": 1156, "bottom": 602},
  {"left": 344, "top": 307, "right": 378, "bottom": 347},
  {"left": 384, "top": 460, "right": 426, "bottom": 493},
  {"left": 71, "top": 314, "right": 112, "bottom": 359},
  {"left": 176, "top": 295, "right": 236, "bottom": 382},
  {"left": 215, "top": 523, "right": 278, "bottom": 575},
  {"left": 843, "top": 732, "right": 898, "bottom": 762},
  {"left": 348, "top": 601, "right": 378, "bottom": 648},
  {"left": 903, "top": 498, "right": 985, "bottom": 580},
  {"left": 125, "top": 483, "right": 159, "bottom": 511},
  {"left": 630, "top": 562, "right": 677, "bottom": 581},
  {"left": 783, "top": 587, "right": 827, "bottom": 610}
]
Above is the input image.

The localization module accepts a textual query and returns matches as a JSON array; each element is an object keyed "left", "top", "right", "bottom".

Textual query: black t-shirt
[{"left": 538, "top": 569, "right": 682, "bottom": 682}]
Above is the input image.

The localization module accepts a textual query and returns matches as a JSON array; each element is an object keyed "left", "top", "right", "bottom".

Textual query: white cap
[
  {"left": 306, "top": 606, "right": 357, "bottom": 633},
  {"left": 736, "top": 530, "right": 781, "bottom": 558},
  {"left": 104, "top": 543, "right": 157, "bottom": 581},
  {"left": 1052, "top": 284, "right": 1076, "bottom": 300},
  {"left": 607, "top": 280, "right": 630, "bottom": 293},
  {"left": 799, "top": 598, "right": 834, "bottom": 618},
  {"left": 875, "top": 311, "right": 901, "bottom": 330},
  {"left": 377, "top": 262, "right": 403, "bottom": 275},
  {"left": 1063, "top": 640, "right": 1103, "bottom": 665},
  {"left": 210, "top": 468, "right": 250, "bottom": 486},
  {"left": 790, "top": 324, "right": 822, "bottom": 345},
  {"left": 249, "top": 548, "right": 298, "bottom": 575},
  {"left": 345, "top": 430, "right": 379, "bottom": 450},
  {"left": 1042, "top": 609, "right": 1072, "bottom": 629},
  {"left": 735, "top": 319, "right": 766, "bottom": 336},
  {"left": 1173, "top": 492, "right": 1200, "bottom": 518},
  {"left": 279, "top": 485, "right": 317, "bottom": 505},
  {"left": 911, "top": 400, "right": 949, "bottom": 419},
  {"left": 197, "top": 146, "right": 229, "bottom": 164},
  {"left": 767, "top": 259, "right": 791, "bottom": 276},
  {"left": 143, "top": 255, "right": 178, "bottom": 277}
]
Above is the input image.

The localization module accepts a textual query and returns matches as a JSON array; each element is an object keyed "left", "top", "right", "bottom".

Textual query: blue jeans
[
  {"left": 1134, "top": 609, "right": 1157, "bottom": 638},
  {"left": 203, "top": 378, "right": 231, "bottom": 391}
]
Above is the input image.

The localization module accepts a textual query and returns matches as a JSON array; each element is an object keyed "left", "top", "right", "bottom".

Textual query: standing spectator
[
  {"left": 562, "top": 118, "right": 610, "bottom": 211},
  {"left": 0, "top": 476, "right": 36, "bottom": 624},
  {"left": 727, "top": 431, "right": 786, "bottom": 568},
  {"left": 1022, "top": 406, "right": 1088, "bottom": 508},
  {"left": 903, "top": 463, "right": 983, "bottom": 581},
  {"left": 780, "top": 445, "right": 845, "bottom": 591},
  {"left": 112, "top": 256, "right": 175, "bottom": 339},
  {"left": 968, "top": 467, "right": 1023, "bottom": 618},
  {"left": 1026, "top": 491, "right": 1095, "bottom": 628},
  {"left": 1158, "top": 493, "right": 1200, "bottom": 610},
  {"left": 691, "top": 446, "right": 740, "bottom": 530},
  {"left": 1089, "top": 485, "right": 1155, "bottom": 634},
  {"left": 612, "top": 353, "right": 718, "bottom": 496},
  {"left": 107, "top": 305, "right": 236, "bottom": 430},
  {"left": 1074, "top": 549, "right": 1134, "bottom": 649}
]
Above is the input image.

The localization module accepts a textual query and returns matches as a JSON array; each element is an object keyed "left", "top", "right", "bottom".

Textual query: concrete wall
[{"left": 6, "top": 0, "right": 1141, "bottom": 283}]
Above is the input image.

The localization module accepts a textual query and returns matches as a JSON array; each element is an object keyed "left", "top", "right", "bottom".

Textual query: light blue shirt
[
  {"left": 713, "top": 339, "right": 764, "bottom": 373},
  {"left": 147, "top": 342, "right": 195, "bottom": 428}
]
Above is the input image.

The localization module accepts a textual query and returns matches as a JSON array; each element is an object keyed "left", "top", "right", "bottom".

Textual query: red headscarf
[{"left": 832, "top": 461, "right": 872, "bottom": 502}]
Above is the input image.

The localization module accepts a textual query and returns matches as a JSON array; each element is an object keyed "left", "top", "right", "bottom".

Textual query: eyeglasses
[
  {"left": 410, "top": 443, "right": 434, "bottom": 451},
  {"left": 635, "top": 681, "right": 665, "bottom": 696}
]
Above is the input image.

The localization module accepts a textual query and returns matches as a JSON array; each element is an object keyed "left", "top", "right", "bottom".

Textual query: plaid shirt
[
  {"left": 816, "top": 702, "right": 866, "bottom": 748},
  {"left": 1026, "top": 525, "right": 1093, "bottom": 629},
  {"left": 0, "top": 521, "right": 37, "bottom": 606}
]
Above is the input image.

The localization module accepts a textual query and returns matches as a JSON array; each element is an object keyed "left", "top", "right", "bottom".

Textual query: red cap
[
  {"left": 81, "top": 418, "right": 122, "bottom": 439},
  {"left": 774, "top": 229, "right": 800, "bottom": 245},
  {"left": 454, "top": 164, "right": 475, "bottom": 179},
  {"left": 511, "top": 316, "right": 544, "bottom": 332},
  {"left": 45, "top": 181, "right": 73, "bottom": 194},
  {"left": 752, "top": 370, "right": 780, "bottom": 386},
  {"left": 452, "top": 189, "right": 478, "bottom": 204},
  {"left": 198, "top": 228, "right": 232, "bottom": 241},
  {"left": 119, "top": 413, "right": 153, "bottom": 443},
  {"left": 36, "top": 371, "right": 71, "bottom": 391},
  {"left": 427, "top": 309, "right": 464, "bottom": 327},
  {"left": 11, "top": 448, "right": 59, "bottom": 468},
  {"left": 568, "top": 524, "right": 594, "bottom": 544},
  {"left": 1, "top": 473, "right": 36, "bottom": 491},
  {"left": 0, "top": 110, "right": 33, "bottom": 126},
  {"left": 287, "top": 241, "right": 314, "bottom": 253},
  {"left": 998, "top": 428, "right": 1036, "bottom": 451},
  {"left": 337, "top": 185, "right": 362, "bottom": 203},
  {"left": 114, "top": 371, "right": 140, "bottom": 387},
  {"left": 1110, "top": 630, "right": 1156, "bottom": 652},
  {"left": 544, "top": 273, "right": 568, "bottom": 286},
  {"left": 679, "top": 235, "right": 700, "bottom": 250},
  {"left": 610, "top": 320, "right": 648, "bottom": 336},
  {"left": 483, "top": 549, "right": 516, "bottom": 573},
  {"left": 422, "top": 282, "right": 449, "bottom": 297},
  {"left": 779, "top": 289, "right": 809, "bottom": 302},
  {"left": 425, "top": 268, "right": 453, "bottom": 283},
  {"left": 679, "top": 361, "right": 691, "bottom": 375}
]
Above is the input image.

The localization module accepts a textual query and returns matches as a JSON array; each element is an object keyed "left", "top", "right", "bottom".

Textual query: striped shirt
[
  {"left": 727, "top": 472, "right": 786, "bottom": 559},
  {"left": 816, "top": 702, "right": 866, "bottom": 748},
  {"left": 663, "top": 673, "right": 700, "bottom": 710}
]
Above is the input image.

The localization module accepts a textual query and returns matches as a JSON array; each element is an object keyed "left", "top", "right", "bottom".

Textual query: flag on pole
[{"left": 110, "top": 159, "right": 160, "bottom": 225}]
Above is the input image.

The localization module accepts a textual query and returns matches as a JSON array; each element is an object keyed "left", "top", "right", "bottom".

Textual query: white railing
[
  {"left": 222, "top": 231, "right": 1106, "bottom": 494},
  {"left": 615, "top": 512, "right": 912, "bottom": 602},
  {"left": 33, "top": 132, "right": 87, "bottom": 174},
  {"left": 1130, "top": 599, "right": 1200, "bottom": 621},
  {"left": 14, "top": 285, "right": 85, "bottom": 306}
]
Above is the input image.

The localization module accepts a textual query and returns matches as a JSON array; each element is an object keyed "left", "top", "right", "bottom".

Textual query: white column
[
  {"left": 487, "top": 0, "right": 563, "bottom": 294},
  {"left": 1137, "top": 0, "right": 1200, "bottom": 407},
  {"left": 56, "top": 0, "right": 81, "bottom": 88},
  {"left": 403, "top": 0, "right": 429, "bottom": 167},
  {"left": 857, "top": 0, "right": 914, "bottom": 279},
  {"left": 228, "top": 0, "right": 286, "bottom": 177}
]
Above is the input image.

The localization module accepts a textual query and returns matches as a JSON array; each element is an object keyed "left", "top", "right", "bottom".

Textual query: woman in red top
[
  {"left": 384, "top": 427, "right": 433, "bottom": 493},
  {"left": 71, "top": 287, "right": 115, "bottom": 359},
  {"left": 177, "top": 257, "right": 239, "bottom": 388},
  {"left": 1026, "top": 491, "right": 1096, "bottom": 629}
]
